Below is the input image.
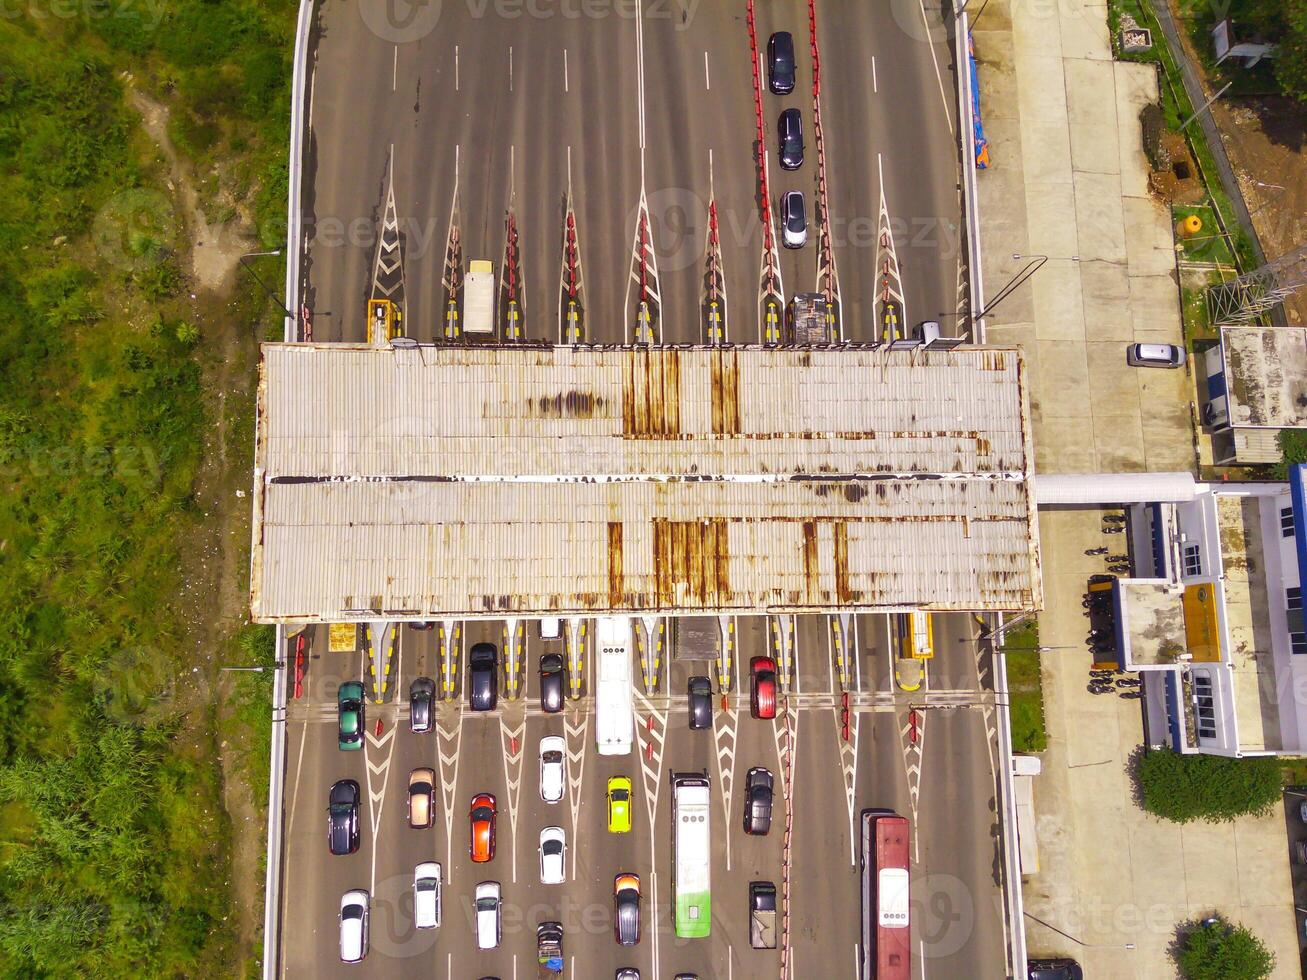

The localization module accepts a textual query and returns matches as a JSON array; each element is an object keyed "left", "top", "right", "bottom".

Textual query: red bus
[{"left": 860, "top": 809, "right": 910, "bottom": 979}]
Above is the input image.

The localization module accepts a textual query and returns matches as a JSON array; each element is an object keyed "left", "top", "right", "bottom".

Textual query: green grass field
[
  {"left": 0, "top": 5, "right": 290, "bottom": 974},
  {"left": 1003, "top": 621, "right": 1048, "bottom": 753}
]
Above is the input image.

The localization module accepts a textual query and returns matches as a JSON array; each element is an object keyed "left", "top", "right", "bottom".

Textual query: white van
[
  {"left": 413, "top": 862, "right": 441, "bottom": 930},
  {"left": 339, "top": 889, "right": 369, "bottom": 963},
  {"left": 474, "top": 880, "right": 502, "bottom": 949}
]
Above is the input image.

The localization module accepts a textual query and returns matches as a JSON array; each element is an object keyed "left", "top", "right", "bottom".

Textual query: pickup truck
[
  {"left": 537, "top": 920, "right": 564, "bottom": 974},
  {"left": 749, "top": 880, "right": 777, "bottom": 949}
]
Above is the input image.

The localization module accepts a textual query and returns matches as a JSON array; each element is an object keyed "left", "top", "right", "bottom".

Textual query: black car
[
  {"left": 743, "top": 767, "right": 774, "bottom": 835},
  {"left": 768, "top": 31, "right": 795, "bottom": 94},
  {"left": 614, "top": 874, "right": 641, "bottom": 946},
  {"left": 1028, "top": 960, "right": 1083, "bottom": 980},
  {"left": 539, "top": 653, "right": 565, "bottom": 714},
  {"left": 778, "top": 108, "right": 803, "bottom": 170},
  {"left": 687, "top": 675, "right": 712, "bottom": 730},
  {"left": 410, "top": 676, "right": 435, "bottom": 733},
  {"left": 327, "top": 779, "right": 360, "bottom": 855},
  {"left": 468, "top": 642, "right": 499, "bottom": 711}
]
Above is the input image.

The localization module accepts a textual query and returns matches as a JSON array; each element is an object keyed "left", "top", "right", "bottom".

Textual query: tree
[
  {"left": 1226, "top": 0, "right": 1307, "bottom": 104},
  {"left": 1134, "top": 749, "right": 1281, "bottom": 823},
  {"left": 1176, "top": 917, "right": 1275, "bottom": 980}
]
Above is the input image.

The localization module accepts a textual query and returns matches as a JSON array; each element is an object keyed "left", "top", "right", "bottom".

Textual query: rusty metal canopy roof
[{"left": 250, "top": 343, "right": 1040, "bottom": 622}]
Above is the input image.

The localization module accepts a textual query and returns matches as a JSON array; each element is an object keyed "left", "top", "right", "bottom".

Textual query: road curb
[
  {"left": 954, "top": 2, "right": 1025, "bottom": 972},
  {"left": 261, "top": 2, "right": 315, "bottom": 978}
]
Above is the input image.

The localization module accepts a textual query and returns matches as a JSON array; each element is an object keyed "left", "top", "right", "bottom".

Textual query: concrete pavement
[
  {"left": 973, "top": 0, "right": 1194, "bottom": 477},
  {"left": 970, "top": 0, "right": 1300, "bottom": 974}
]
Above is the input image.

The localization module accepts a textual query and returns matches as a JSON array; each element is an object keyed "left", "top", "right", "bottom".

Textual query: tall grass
[{"left": 0, "top": 3, "right": 292, "bottom": 974}]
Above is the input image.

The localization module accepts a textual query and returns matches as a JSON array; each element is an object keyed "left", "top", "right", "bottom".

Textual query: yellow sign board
[
  {"left": 329, "top": 623, "right": 358, "bottom": 653},
  {"left": 1181, "top": 584, "right": 1221, "bottom": 663}
]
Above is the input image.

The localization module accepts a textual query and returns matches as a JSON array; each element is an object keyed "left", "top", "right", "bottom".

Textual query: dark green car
[{"left": 338, "top": 681, "right": 365, "bottom": 751}]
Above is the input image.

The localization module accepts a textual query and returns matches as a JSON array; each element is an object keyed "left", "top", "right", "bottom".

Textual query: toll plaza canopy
[{"left": 250, "top": 343, "right": 1041, "bottom": 623}]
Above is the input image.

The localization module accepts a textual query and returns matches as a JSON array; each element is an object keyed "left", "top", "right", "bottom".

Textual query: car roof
[{"left": 341, "top": 888, "right": 368, "bottom": 907}]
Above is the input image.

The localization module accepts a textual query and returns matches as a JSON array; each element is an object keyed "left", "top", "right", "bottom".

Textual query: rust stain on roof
[
  {"left": 710, "top": 349, "right": 741, "bottom": 435},
  {"left": 623, "top": 349, "right": 682, "bottom": 437},
  {"left": 607, "top": 521, "right": 624, "bottom": 608},
  {"left": 653, "top": 518, "right": 730, "bottom": 607}
]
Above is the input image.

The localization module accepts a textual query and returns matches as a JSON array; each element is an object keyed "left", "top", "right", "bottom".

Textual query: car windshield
[
  {"left": 543, "top": 750, "right": 562, "bottom": 764},
  {"left": 543, "top": 840, "right": 562, "bottom": 855},
  {"left": 472, "top": 806, "right": 493, "bottom": 820},
  {"left": 416, "top": 877, "right": 437, "bottom": 890},
  {"left": 611, "top": 789, "right": 629, "bottom": 801},
  {"left": 476, "top": 897, "right": 496, "bottom": 911},
  {"left": 411, "top": 781, "right": 431, "bottom": 794},
  {"left": 342, "top": 906, "right": 362, "bottom": 921}
]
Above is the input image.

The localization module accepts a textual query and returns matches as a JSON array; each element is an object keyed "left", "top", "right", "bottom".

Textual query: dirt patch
[
  {"left": 1209, "top": 96, "right": 1307, "bottom": 325},
  {"left": 126, "top": 84, "right": 267, "bottom": 968},
  {"left": 127, "top": 83, "right": 252, "bottom": 291}
]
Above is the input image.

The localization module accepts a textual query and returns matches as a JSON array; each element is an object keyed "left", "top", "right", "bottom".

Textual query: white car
[
  {"left": 339, "top": 889, "right": 369, "bottom": 963},
  {"left": 539, "top": 735, "right": 565, "bottom": 804},
  {"left": 475, "top": 880, "right": 502, "bottom": 950},
  {"left": 413, "top": 862, "right": 441, "bottom": 930},
  {"left": 539, "top": 826, "right": 566, "bottom": 885}
]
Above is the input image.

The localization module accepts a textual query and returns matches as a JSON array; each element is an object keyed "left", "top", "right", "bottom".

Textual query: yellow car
[{"left": 607, "top": 776, "right": 632, "bottom": 833}]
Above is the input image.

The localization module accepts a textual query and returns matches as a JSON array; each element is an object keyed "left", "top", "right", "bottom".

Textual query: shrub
[
  {"left": 1135, "top": 749, "right": 1281, "bottom": 823},
  {"left": 1176, "top": 916, "right": 1275, "bottom": 980}
]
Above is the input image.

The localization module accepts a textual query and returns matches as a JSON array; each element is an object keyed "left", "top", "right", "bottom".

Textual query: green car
[{"left": 338, "top": 681, "right": 365, "bottom": 751}]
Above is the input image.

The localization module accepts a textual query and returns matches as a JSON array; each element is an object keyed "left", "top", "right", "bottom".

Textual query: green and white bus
[{"left": 671, "top": 770, "right": 711, "bottom": 938}]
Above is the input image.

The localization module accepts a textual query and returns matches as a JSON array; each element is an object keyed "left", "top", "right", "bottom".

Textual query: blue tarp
[{"left": 968, "top": 32, "right": 990, "bottom": 169}]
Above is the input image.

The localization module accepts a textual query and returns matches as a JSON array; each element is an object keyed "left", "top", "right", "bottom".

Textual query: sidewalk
[{"left": 971, "top": 0, "right": 1301, "bottom": 976}]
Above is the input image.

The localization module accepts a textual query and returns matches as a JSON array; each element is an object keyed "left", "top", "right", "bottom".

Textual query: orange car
[{"left": 470, "top": 793, "right": 497, "bottom": 863}]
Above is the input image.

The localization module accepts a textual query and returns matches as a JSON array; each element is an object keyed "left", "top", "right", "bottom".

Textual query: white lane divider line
[
  {"left": 713, "top": 703, "right": 738, "bottom": 871},
  {"left": 455, "top": 44, "right": 459, "bottom": 92},
  {"left": 871, "top": 54, "right": 877, "bottom": 94},
  {"left": 501, "top": 712, "right": 526, "bottom": 884},
  {"left": 563, "top": 48, "right": 569, "bottom": 93},
  {"left": 704, "top": 49, "right": 710, "bottom": 90},
  {"left": 564, "top": 709, "right": 589, "bottom": 880},
  {"left": 436, "top": 706, "right": 463, "bottom": 878}
]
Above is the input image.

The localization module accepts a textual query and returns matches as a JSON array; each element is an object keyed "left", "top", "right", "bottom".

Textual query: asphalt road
[
  {"left": 285, "top": 1, "right": 1004, "bottom": 976},
  {"left": 280, "top": 609, "right": 1005, "bottom": 980},
  {"left": 302, "top": 0, "right": 963, "bottom": 346}
]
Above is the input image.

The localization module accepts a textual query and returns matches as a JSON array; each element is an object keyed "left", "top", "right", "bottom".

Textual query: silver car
[{"left": 1126, "top": 343, "right": 1185, "bottom": 368}]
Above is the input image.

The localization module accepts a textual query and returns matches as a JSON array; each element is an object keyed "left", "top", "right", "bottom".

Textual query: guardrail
[{"left": 261, "top": 2, "right": 315, "bottom": 978}]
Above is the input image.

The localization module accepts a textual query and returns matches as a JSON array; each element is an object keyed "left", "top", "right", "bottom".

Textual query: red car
[
  {"left": 750, "top": 656, "right": 777, "bottom": 719},
  {"left": 470, "top": 793, "right": 497, "bottom": 863}
]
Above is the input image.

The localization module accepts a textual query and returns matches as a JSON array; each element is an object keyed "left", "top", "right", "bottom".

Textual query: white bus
[
  {"left": 671, "top": 770, "right": 712, "bottom": 938},
  {"left": 595, "top": 616, "right": 633, "bottom": 756}
]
